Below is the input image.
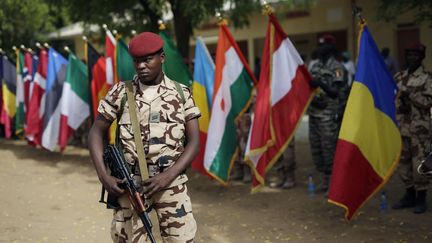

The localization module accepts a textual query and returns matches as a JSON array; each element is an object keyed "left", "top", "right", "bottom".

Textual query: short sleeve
[
  {"left": 182, "top": 86, "right": 201, "bottom": 122},
  {"left": 97, "top": 82, "right": 125, "bottom": 122}
]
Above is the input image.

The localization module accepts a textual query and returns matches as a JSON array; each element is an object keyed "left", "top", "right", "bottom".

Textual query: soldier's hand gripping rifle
[{"left": 103, "top": 145, "right": 156, "bottom": 243}]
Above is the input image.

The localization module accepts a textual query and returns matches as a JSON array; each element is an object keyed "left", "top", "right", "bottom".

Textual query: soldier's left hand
[{"left": 141, "top": 172, "right": 173, "bottom": 198}]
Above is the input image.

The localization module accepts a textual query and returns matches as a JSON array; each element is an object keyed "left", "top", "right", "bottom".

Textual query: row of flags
[
  {"left": 0, "top": 9, "right": 401, "bottom": 220},
  {"left": 194, "top": 13, "right": 317, "bottom": 193},
  {"left": 192, "top": 13, "right": 401, "bottom": 221},
  {"left": 1, "top": 46, "right": 90, "bottom": 151}
]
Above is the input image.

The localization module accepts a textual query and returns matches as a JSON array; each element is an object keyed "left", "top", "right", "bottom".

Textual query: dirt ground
[{"left": 1, "top": 119, "right": 432, "bottom": 243}]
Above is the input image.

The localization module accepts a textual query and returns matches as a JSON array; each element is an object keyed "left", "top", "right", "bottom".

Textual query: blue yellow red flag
[
  {"left": 328, "top": 22, "right": 401, "bottom": 220},
  {"left": 191, "top": 37, "right": 215, "bottom": 176}
]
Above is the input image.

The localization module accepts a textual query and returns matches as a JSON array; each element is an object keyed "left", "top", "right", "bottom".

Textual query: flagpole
[
  {"left": 64, "top": 46, "right": 71, "bottom": 54},
  {"left": 82, "top": 36, "right": 88, "bottom": 64},
  {"left": 352, "top": 6, "right": 366, "bottom": 57}
]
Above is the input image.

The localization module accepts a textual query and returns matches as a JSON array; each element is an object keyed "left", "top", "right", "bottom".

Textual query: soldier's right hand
[{"left": 101, "top": 174, "right": 126, "bottom": 197}]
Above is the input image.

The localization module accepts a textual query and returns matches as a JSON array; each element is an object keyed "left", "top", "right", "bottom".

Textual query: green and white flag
[
  {"left": 59, "top": 53, "right": 90, "bottom": 151},
  {"left": 15, "top": 49, "right": 25, "bottom": 137}
]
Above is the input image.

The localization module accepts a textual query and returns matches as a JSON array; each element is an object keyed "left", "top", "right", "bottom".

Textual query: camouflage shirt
[
  {"left": 98, "top": 75, "right": 201, "bottom": 187},
  {"left": 395, "top": 66, "right": 432, "bottom": 137},
  {"left": 307, "top": 57, "right": 348, "bottom": 118}
]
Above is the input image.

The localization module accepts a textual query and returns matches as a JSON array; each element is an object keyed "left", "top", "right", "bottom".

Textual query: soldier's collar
[
  {"left": 412, "top": 65, "right": 425, "bottom": 76},
  {"left": 160, "top": 74, "right": 179, "bottom": 92},
  {"left": 132, "top": 75, "right": 171, "bottom": 95}
]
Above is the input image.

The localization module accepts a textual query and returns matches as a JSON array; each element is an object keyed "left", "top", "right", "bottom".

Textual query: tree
[
  {"left": 0, "top": 0, "right": 314, "bottom": 59},
  {"left": 55, "top": 0, "right": 264, "bottom": 59},
  {"left": 377, "top": 0, "right": 432, "bottom": 25},
  {"left": 0, "top": 0, "right": 70, "bottom": 56}
]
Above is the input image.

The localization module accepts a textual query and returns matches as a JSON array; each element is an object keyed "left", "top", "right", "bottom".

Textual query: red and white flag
[
  {"left": 26, "top": 48, "right": 48, "bottom": 145},
  {"left": 105, "top": 29, "right": 117, "bottom": 85},
  {"left": 245, "top": 13, "right": 316, "bottom": 190}
]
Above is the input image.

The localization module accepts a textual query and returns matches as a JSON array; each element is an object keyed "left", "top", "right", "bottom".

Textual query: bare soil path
[{"left": 1, "top": 120, "right": 432, "bottom": 242}]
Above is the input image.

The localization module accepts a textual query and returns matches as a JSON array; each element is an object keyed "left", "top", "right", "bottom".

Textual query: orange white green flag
[{"left": 203, "top": 21, "right": 255, "bottom": 184}]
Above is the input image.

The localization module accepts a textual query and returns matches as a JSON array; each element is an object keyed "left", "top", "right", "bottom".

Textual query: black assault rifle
[{"left": 103, "top": 145, "right": 156, "bottom": 243}]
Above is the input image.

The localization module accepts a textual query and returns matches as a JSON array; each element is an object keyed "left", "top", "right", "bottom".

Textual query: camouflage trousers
[
  {"left": 398, "top": 136, "right": 431, "bottom": 191},
  {"left": 308, "top": 115, "right": 340, "bottom": 175},
  {"left": 111, "top": 183, "right": 197, "bottom": 243},
  {"left": 274, "top": 138, "right": 296, "bottom": 174}
]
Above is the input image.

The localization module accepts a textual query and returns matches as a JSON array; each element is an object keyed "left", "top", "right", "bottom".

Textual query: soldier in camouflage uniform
[
  {"left": 392, "top": 43, "right": 432, "bottom": 214},
  {"left": 307, "top": 34, "right": 348, "bottom": 192},
  {"left": 231, "top": 111, "right": 252, "bottom": 182},
  {"left": 89, "top": 32, "right": 200, "bottom": 242}
]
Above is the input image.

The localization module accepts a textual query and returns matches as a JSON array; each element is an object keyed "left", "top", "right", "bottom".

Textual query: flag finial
[
  {"left": 262, "top": 1, "right": 273, "bottom": 15},
  {"left": 352, "top": 6, "right": 366, "bottom": 24},
  {"left": 35, "top": 42, "right": 42, "bottom": 49},
  {"left": 64, "top": 46, "right": 71, "bottom": 53},
  {"left": 216, "top": 12, "right": 228, "bottom": 26},
  {"left": 44, "top": 43, "right": 50, "bottom": 48},
  {"left": 131, "top": 29, "right": 137, "bottom": 36},
  {"left": 82, "top": 36, "right": 88, "bottom": 42},
  {"left": 158, "top": 20, "right": 166, "bottom": 30},
  {"left": 102, "top": 24, "right": 108, "bottom": 30}
]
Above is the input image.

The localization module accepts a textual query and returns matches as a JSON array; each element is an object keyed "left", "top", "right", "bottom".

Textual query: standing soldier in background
[
  {"left": 307, "top": 34, "right": 348, "bottom": 193},
  {"left": 392, "top": 43, "right": 432, "bottom": 214},
  {"left": 381, "top": 47, "right": 399, "bottom": 76},
  {"left": 232, "top": 111, "right": 252, "bottom": 183}
]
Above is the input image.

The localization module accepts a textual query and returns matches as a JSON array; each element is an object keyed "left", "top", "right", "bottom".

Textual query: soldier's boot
[
  {"left": 282, "top": 171, "right": 296, "bottom": 189},
  {"left": 414, "top": 190, "right": 427, "bottom": 214},
  {"left": 269, "top": 170, "right": 286, "bottom": 188},
  {"left": 231, "top": 162, "right": 244, "bottom": 181},
  {"left": 242, "top": 165, "right": 252, "bottom": 183},
  {"left": 392, "top": 187, "right": 416, "bottom": 209},
  {"left": 318, "top": 174, "right": 330, "bottom": 193}
]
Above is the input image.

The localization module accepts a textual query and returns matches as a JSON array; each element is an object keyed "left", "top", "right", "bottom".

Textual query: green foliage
[
  {"left": 0, "top": 0, "right": 315, "bottom": 59},
  {"left": 377, "top": 0, "right": 432, "bottom": 25},
  {"left": 0, "top": 0, "right": 70, "bottom": 56}
]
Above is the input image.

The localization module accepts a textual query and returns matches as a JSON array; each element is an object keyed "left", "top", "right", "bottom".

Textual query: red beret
[
  {"left": 405, "top": 42, "right": 426, "bottom": 54},
  {"left": 318, "top": 34, "right": 336, "bottom": 45},
  {"left": 128, "top": 32, "right": 164, "bottom": 57}
]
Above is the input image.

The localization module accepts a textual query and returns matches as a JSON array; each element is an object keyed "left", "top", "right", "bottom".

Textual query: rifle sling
[{"left": 124, "top": 81, "right": 150, "bottom": 180}]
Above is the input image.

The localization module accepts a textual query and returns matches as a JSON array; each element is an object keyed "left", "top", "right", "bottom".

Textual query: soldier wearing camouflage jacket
[
  {"left": 89, "top": 32, "right": 200, "bottom": 242},
  {"left": 393, "top": 43, "right": 432, "bottom": 214},
  {"left": 307, "top": 34, "right": 349, "bottom": 193}
]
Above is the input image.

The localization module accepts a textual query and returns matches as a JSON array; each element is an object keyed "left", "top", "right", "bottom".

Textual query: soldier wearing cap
[
  {"left": 89, "top": 32, "right": 200, "bottom": 242},
  {"left": 393, "top": 42, "right": 432, "bottom": 214},
  {"left": 307, "top": 34, "right": 349, "bottom": 193}
]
